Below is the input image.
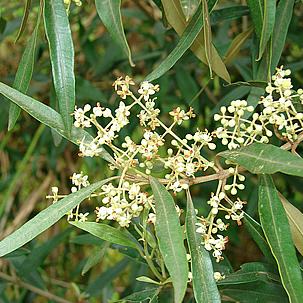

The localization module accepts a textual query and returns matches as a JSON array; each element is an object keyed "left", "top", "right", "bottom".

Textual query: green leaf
[
  {"left": 217, "top": 262, "right": 280, "bottom": 285},
  {"left": 82, "top": 242, "right": 109, "bottom": 275},
  {"left": 15, "top": 0, "right": 32, "bottom": 42},
  {"left": 44, "top": 0, "right": 75, "bottom": 135},
  {"left": 0, "top": 82, "right": 114, "bottom": 163},
  {"left": 0, "top": 179, "right": 111, "bottom": 257},
  {"left": 95, "top": 0, "right": 134, "bottom": 67},
  {"left": 161, "top": 0, "right": 230, "bottom": 83},
  {"left": 224, "top": 27, "right": 254, "bottom": 65},
  {"left": 150, "top": 177, "right": 188, "bottom": 303},
  {"left": 244, "top": 214, "right": 274, "bottom": 263},
  {"left": 257, "top": 0, "right": 276, "bottom": 60},
  {"left": 220, "top": 282, "right": 289, "bottom": 303},
  {"left": 186, "top": 190, "right": 221, "bottom": 303},
  {"left": 279, "top": 193, "right": 303, "bottom": 256},
  {"left": 115, "top": 287, "right": 160, "bottom": 303},
  {"left": 219, "top": 143, "right": 303, "bottom": 177},
  {"left": 70, "top": 221, "right": 141, "bottom": 251},
  {"left": 258, "top": 175, "right": 303, "bottom": 302},
  {"left": 180, "top": 0, "right": 199, "bottom": 21},
  {"left": 202, "top": 0, "right": 213, "bottom": 78},
  {"left": 145, "top": 5, "right": 203, "bottom": 82},
  {"left": 246, "top": 0, "right": 263, "bottom": 38},
  {"left": 211, "top": 6, "right": 250, "bottom": 24},
  {"left": 8, "top": 3, "right": 41, "bottom": 130},
  {"left": 86, "top": 258, "right": 129, "bottom": 297},
  {"left": 270, "top": 0, "right": 295, "bottom": 72}
]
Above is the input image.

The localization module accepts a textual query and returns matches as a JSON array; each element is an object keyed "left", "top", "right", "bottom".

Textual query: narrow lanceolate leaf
[
  {"left": 8, "top": 3, "right": 41, "bottom": 130},
  {"left": 202, "top": 0, "right": 213, "bottom": 78},
  {"left": 270, "top": 0, "right": 295, "bottom": 72},
  {"left": 146, "top": 5, "right": 203, "bottom": 82},
  {"left": 44, "top": 0, "right": 75, "bottom": 135},
  {"left": 180, "top": 0, "right": 199, "bottom": 21},
  {"left": 0, "top": 82, "right": 114, "bottom": 163},
  {"left": 0, "top": 179, "right": 111, "bottom": 257},
  {"left": 95, "top": 0, "right": 134, "bottom": 67},
  {"left": 219, "top": 143, "right": 303, "bottom": 177},
  {"left": 246, "top": 0, "right": 263, "bottom": 38},
  {"left": 186, "top": 191, "right": 221, "bottom": 303},
  {"left": 224, "top": 26, "right": 254, "bottom": 65},
  {"left": 70, "top": 222, "right": 141, "bottom": 251},
  {"left": 150, "top": 177, "right": 188, "bottom": 303},
  {"left": 15, "top": 0, "right": 32, "bottom": 42},
  {"left": 257, "top": 0, "right": 276, "bottom": 60},
  {"left": 161, "top": 0, "right": 230, "bottom": 83},
  {"left": 259, "top": 175, "right": 303, "bottom": 303},
  {"left": 279, "top": 193, "right": 303, "bottom": 256},
  {"left": 244, "top": 214, "right": 274, "bottom": 263}
]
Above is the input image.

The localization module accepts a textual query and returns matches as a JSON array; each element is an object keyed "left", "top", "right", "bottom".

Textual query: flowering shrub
[{"left": 1, "top": 1, "right": 303, "bottom": 302}]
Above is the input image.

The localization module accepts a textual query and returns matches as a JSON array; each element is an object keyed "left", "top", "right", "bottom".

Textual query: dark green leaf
[
  {"left": 145, "top": 5, "right": 203, "bottom": 82},
  {"left": 0, "top": 179, "right": 112, "bottom": 257},
  {"left": 0, "top": 82, "right": 114, "bottom": 163},
  {"left": 219, "top": 143, "right": 303, "bottom": 177},
  {"left": 244, "top": 213, "right": 274, "bottom": 263},
  {"left": 44, "top": 0, "right": 75, "bottom": 135},
  {"left": 70, "top": 221, "right": 141, "bottom": 250},
  {"left": 211, "top": 6, "right": 250, "bottom": 24},
  {"left": 8, "top": 3, "right": 41, "bottom": 130},
  {"left": 217, "top": 262, "right": 280, "bottom": 285},
  {"left": 115, "top": 287, "right": 160, "bottom": 302},
  {"left": 86, "top": 259, "right": 129, "bottom": 297},
  {"left": 257, "top": 0, "right": 276, "bottom": 60},
  {"left": 246, "top": 0, "right": 263, "bottom": 38},
  {"left": 82, "top": 242, "right": 109, "bottom": 275},
  {"left": 186, "top": 190, "right": 220, "bottom": 303},
  {"left": 259, "top": 175, "right": 303, "bottom": 302},
  {"left": 150, "top": 177, "right": 188, "bottom": 303},
  {"left": 95, "top": 0, "right": 134, "bottom": 66},
  {"left": 15, "top": 0, "right": 32, "bottom": 42}
]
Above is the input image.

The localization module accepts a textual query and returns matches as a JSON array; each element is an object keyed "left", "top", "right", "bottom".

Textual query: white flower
[{"left": 138, "top": 81, "right": 159, "bottom": 101}]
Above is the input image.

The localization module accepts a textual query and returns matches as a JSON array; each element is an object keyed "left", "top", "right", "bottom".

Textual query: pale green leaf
[
  {"left": 150, "top": 177, "right": 188, "bottom": 303},
  {"left": 180, "top": 0, "right": 199, "bottom": 21},
  {"left": 186, "top": 190, "right": 220, "bottom": 303},
  {"left": 259, "top": 175, "right": 303, "bottom": 302},
  {"left": 219, "top": 143, "right": 303, "bottom": 177},
  {"left": 44, "top": 0, "right": 75, "bottom": 135},
  {"left": 0, "top": 82, "right": 114, "bottom": 163},
  {"left": 0, "top": 179, "right": 112, "bottom": 257},
  {"left": 70, "top": 221, "right": 141, "bottom": 251}
]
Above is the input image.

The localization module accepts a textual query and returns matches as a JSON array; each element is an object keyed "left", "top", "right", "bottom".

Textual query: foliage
[{"left": 0, "top": 0, "right": 303, "bottom": 302}]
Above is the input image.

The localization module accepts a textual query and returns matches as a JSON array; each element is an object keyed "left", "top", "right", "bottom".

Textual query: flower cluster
[
  {"left": 47, "top": 67, "right": 303, "bottom": 265},
  {"left": 95, "top": 182, "right": 152, "bottom": 227},
  {"left": 215, "top": 67, "right": 303, "bottom": 149}
]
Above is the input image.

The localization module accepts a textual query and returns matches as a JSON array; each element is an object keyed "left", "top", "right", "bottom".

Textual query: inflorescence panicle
[{"left": 47, "top": 66, "right": 303, "bottom": 262}]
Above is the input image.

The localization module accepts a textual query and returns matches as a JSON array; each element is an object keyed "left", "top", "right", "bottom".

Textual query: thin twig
[{"left": 0, "top": 272, "right": 73, "bottom": 303}]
